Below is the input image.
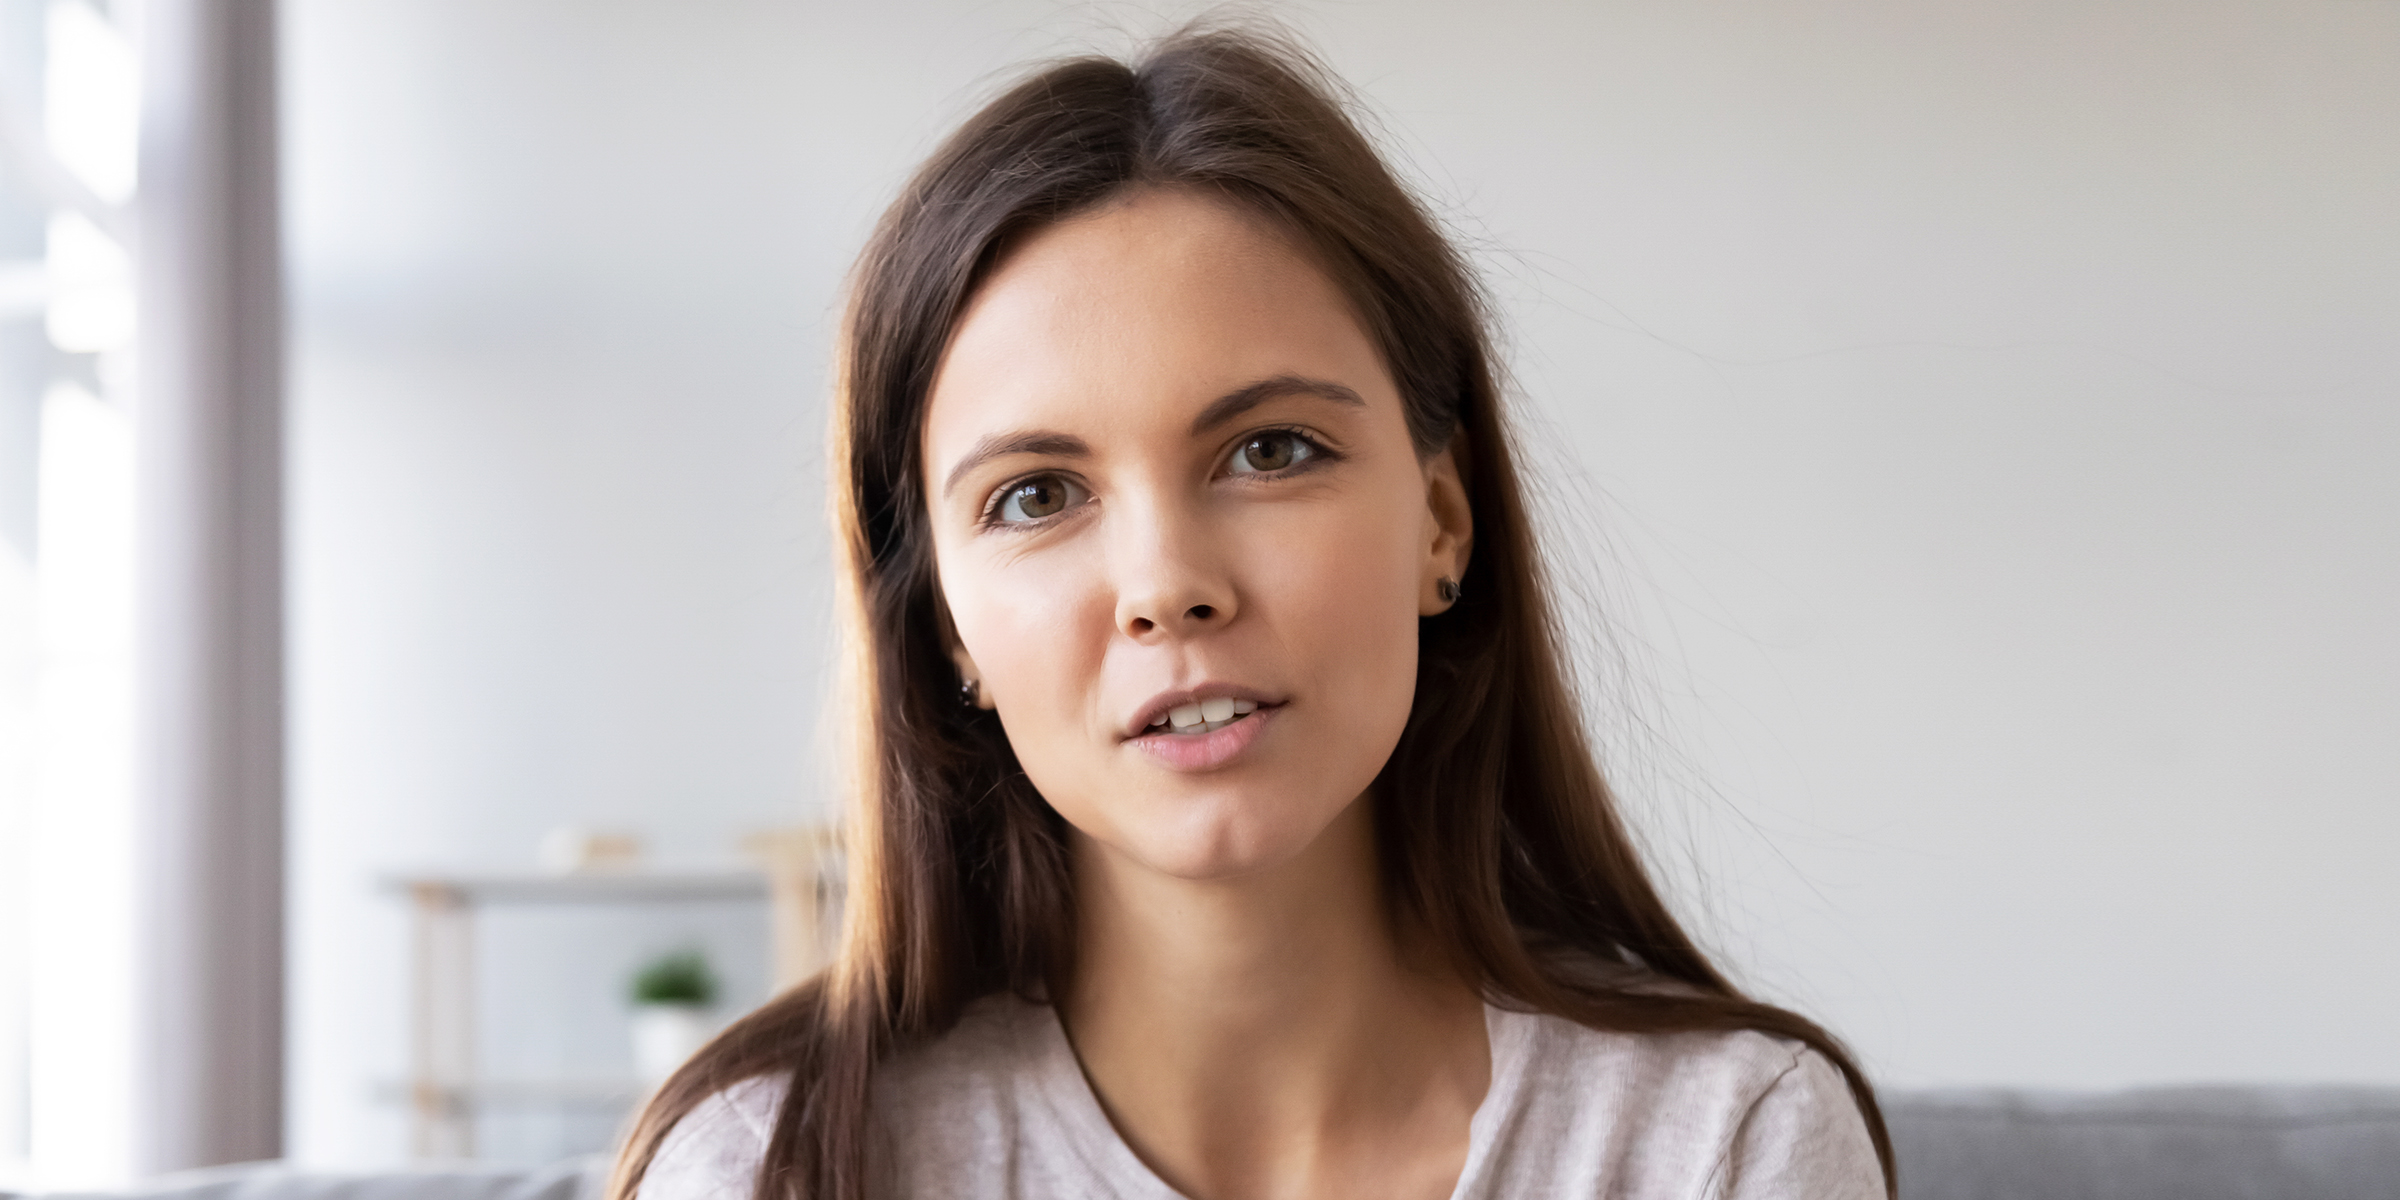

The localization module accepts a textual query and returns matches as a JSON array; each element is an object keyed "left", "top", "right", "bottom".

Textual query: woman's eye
[
  {"left": 993, "top": 476, "right": 1081, "bottom": 523},
  {"left": 1228, "top": 430, "right": 1315, "bottom": 475}
]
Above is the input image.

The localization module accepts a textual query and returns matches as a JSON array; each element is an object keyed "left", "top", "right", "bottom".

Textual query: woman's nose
[{"left": 1110, "top": 497, "right": 1236, "bottom": 641}]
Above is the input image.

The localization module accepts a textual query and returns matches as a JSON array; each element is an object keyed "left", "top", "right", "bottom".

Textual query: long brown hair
[{"left": 610, "top": 25, "right": 1895, "bottom": 1200}]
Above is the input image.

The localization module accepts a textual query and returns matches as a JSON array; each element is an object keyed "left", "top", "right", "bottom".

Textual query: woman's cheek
[
  {"left": 1265, "top": 500, "right": 1422, "bottom": 740},
  {"left": 969, "top": 553, "right": 1112, "bottom": 758}
]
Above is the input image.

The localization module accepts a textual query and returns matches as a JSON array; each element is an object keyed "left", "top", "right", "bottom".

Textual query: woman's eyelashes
[
  {"left": 1224, "top": 427, "right": 1335, "bottom": 477},
  {"left": 977, "top": 429, "right": 1338, "bottom": 529},
  {"left": 986, "top": 474, "right": 1089, "bottom": 526}
]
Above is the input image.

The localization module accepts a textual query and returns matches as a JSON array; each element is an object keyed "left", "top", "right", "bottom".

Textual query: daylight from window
[{"left": 0, "top": 0, "right": 143, "bottom": 1188}]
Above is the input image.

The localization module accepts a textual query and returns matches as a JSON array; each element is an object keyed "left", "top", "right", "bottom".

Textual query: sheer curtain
[
  {"left": 0, "top": 0, "right": 281, "bottom": 1183},
  {"left": 131, "top": 0, "right": 283, "bottom": 1172},
  {"left": 134, "top": 0, "right": 285, "bottom": 1171}
]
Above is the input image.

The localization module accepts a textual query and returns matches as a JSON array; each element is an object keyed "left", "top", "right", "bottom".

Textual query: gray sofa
[
  {"left": 4, "top": 1158, "right": 596, "bottom": 1200},
  {"left": 13, "top": 1087, "right": 2400, "bottom": 1199},
  {"left": 1885, "top": 1086, "right": 2400, "bottom": 1199}
]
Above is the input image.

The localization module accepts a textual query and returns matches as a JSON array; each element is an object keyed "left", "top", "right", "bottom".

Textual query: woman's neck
[{"left": 1059, "top": 798, "right": 1491, "bottom": 1200}]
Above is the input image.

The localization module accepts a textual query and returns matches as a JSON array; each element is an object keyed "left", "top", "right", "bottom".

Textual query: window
[{"left": 0, "top": 0, "right": 142, "bottom": 1187}]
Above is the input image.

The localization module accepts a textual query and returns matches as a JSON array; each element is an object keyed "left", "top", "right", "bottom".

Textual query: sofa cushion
[
  {"left": 1886, "top": 1086, "right": 2400, "bottom": 1200},
  {"left": 6, "top": 1156, "right": 601, "bottom": 1200}
]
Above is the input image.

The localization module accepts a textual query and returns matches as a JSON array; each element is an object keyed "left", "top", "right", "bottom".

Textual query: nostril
[
  {"left": 1187, "top": 604, "right": 1214, "bottom": 620},
  {"left": 1129, "top": 617, "right": 1155, "bottom": 634}
]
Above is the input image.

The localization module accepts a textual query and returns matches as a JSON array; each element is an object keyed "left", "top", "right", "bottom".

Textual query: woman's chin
[
  {"left": 1075, "top": 789, "right": 1364, "bottom": 885},
  {"left": 1136, "top": 836, "right": 1309, "bottom": 883}
]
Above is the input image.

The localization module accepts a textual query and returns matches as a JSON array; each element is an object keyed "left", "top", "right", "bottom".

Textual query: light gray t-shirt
[{"left": 641, "top": 993, "right": 1885, "bottom": 1199}]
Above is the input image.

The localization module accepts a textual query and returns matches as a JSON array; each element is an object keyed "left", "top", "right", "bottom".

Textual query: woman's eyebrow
[
  {"left": 1189, "top": 374, "right": 1364, "bottom": 435},
  {"left": 942, "top": 432, "right": 1089, "bottom": 499}
]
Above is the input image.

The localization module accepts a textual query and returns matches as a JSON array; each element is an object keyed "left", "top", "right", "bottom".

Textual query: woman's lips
[{"left": 1128, "top": 703, "right": 1279, "bottom": 772}]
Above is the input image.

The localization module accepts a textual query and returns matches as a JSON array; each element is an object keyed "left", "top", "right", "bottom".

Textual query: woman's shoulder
[
  {"left": 639, "top": 994, "right": 1062, "bottom": 1200},
  {"left": 867, "top": 992, "right": 1104, "bottom": 1188},
  {"left": 873, "top": 990, "right": 1054, "bottom": 1100},
  {"left": 638, "top": 1074, "right": 790, "bottom": 1200},
  {"left": 1481, "top": 1006, "right": 1883, "bottom": 1199},
  {"left": 1499, "top": 1002, "right": 1831, "bottom": 1105}
]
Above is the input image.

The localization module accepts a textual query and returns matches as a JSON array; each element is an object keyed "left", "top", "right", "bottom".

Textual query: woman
[{"left": 613, "top": 26, "right": 1893, "bottom": 1200}]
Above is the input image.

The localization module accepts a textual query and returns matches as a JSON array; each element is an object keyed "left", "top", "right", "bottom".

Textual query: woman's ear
[
  {"left": 1420, "top": 437, "right": 1474, "bottom": 616},
  {"left": 949, "top": 645, "right": 998, "bottom": 710},
  {"left": 936, "top": 591, "right": 999, "bottom": 710}
]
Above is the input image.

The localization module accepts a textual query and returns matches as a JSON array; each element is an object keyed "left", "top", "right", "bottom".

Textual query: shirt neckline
[{"left": 1021, "top": 998, "right": 1536, "bottom": 1200}]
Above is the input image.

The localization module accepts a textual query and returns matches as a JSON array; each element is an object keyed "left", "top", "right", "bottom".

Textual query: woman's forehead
[{"left": 922, "top": 190, "right": 1395, "bottom": 461}]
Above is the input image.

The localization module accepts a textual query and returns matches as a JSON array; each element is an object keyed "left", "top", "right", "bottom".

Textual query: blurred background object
[
  {"left": 2, "top": 0, "right": 286, "bottom": 1186},
  {"left": 0, "top": 0, "right": 2391, "bottom": 1184},
  {"left": 375, "top": 866, "right": 779, "bottom": 1161},
  {"left": 626, "top": 949, "right": 719, "bottom": 1087},
  {"left": 533, "top": 827, "right": 643, "bottom": 876},
  {"left": 742, "top": 825, "right": 841, "bottom": 993}
]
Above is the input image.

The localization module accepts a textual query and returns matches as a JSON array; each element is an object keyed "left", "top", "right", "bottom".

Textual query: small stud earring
[
  {"left": 1437, "top": 576, "right": 1462, "bottom": 605},
  {"left": 959, "top": 678, "right": 981, "bottom": 709}
]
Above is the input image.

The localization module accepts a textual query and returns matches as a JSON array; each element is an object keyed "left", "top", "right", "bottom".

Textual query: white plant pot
[{"left": 632, "top": 1003, "right": 715, "bottom": 1084}]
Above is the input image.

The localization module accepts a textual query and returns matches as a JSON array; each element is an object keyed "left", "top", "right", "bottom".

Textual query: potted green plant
[{"left": 629, "top": 949, "right": 720, "bottom": 1084}]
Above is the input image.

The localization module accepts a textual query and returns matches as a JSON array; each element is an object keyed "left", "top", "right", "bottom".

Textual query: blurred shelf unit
[
  {"left": 370, "top": 1075, "right": 653, "bottom": 1111},
  {"left": 391, "top": 869, "right": 772, "bottom": 907},
  {"left": 381, "top": 843, "right": 840, "bottom": 1161}
]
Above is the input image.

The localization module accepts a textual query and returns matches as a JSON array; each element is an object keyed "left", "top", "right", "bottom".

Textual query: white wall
[{"left": 284, "top": 0, "right": 2400, "bottom": 1166}]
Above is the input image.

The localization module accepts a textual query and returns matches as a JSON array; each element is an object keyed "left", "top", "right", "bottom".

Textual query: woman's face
[{"left": 922, "top": 188, "right": 1470, "bottom": 882}]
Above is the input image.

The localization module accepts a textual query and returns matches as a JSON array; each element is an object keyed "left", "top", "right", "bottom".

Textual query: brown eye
[
  {"left": 996, "top": 476, "right": 1080, "bottom": 523},
  {"left": 1229, "top": 431, "right": 1313, "bottom": 475}
]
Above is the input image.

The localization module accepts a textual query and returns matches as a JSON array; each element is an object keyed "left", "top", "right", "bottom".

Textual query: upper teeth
[{"left": 1154, "top": 697, "right": 1259, "bottom": 732}]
